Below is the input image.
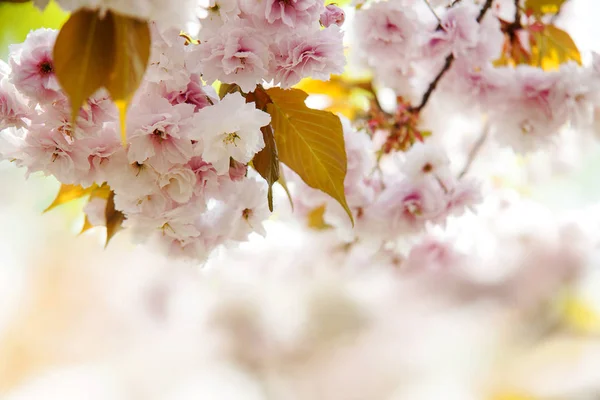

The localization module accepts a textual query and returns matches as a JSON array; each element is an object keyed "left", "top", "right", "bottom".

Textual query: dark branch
[
  {"left": 410, "top": 54, "right": 454, "bottom": 112},
  {"left": 458, "top": 126, "right": 489, "bottom": 179},
  {"left": 411, "top": 0, "right": 495, "bottom": 113},
  {"left": 476, "top": 0, "right": 494, "bottom": 23}
]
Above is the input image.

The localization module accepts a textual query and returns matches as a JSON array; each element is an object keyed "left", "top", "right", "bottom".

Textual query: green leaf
[
  {"left": 525, "top": 0, "right": 567, "bottom": 15},
  {"left": 252, "top": 125, "right": 279, "bottom": 212},
  {"left": 265, "top": 87, "right": 352, "bottom": 225},
  {"left": 53, "top": 9, "right": 116, "bottom": 124},
  {"left": 44, "top": 184, "right": 97, "bottom": 212},
  {"left": 104, "top": 189, "right": 125, "bottom": 247}
]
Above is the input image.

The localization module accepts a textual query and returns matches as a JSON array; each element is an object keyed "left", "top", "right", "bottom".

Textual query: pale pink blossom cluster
[
  {"left": 285, "top": 117, "right": 481, "bottom": 245},
  {"left": 33, "top": 0, "right": 201, "bottom": 28},
  {"left": 0, "top": 26, "right": 277, "bottom": 261},
  {"left": 192, "top": 0, "right": 345, "bottom": 90},
  {"left": 354, "top": 0, "right": 600, "bottom": 153}
]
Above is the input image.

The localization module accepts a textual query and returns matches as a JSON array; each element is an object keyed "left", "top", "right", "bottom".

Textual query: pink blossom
[
  {"left": 225, "top": 178, "right": 270, "bottom": 240},
  {"left": 368, "top": 177, "right": 449, "bottom": 234},
  {"left": 145, "top": 24, "right": 194, "bottom": 92},
  {"left": 190, "top": 92, "right": 270, "bottom": 174},
  {"left": 402, "top": 141, "right": 452, "bottom": 184},
  {"left": 241, "top": 0, "right": 322, "bottom": 30},
  {"left": 158, "top": 165, "right": 197, "bottom": 203},
  {"left": 187, "top": 156, "right": 220, "bottom": 197},
  {"left": 79, "top": 123, "right": 122, "bottom": 187},
  {"left": 341, "top": 117, "right": 378, "bottom": 208},
  {"left": 104, "top": 151, "right": 161, "bottom": 207},
  {"left": 320, "top": 4, "right": 345, "bottom": 27},
  {"left": 199, "top": 0, "right": 241, "bottom": 40},
  {"left": 83, "top": 196, "right": 108, "bottom": 227},
  {"left": 45, "top": 0, "right": 199, "bottom": 29},
  {"left": 21, "top": 121, "right": 90, "bottom": 184},
  {"left": 8, "top": 28, "right": 62, "bottom": 104},
  {"left": 191, "top": 24, "right": 270, "bottom": 92},
  {"left": 271, "top": 26, "right": 345, "bottom": 88},
  {"left": 165, "top": 74, "right": 218, "bottom": 112},
  {"left": 127, "top": 89, "right": 196, "bottom": 173},
  {"left": 428, "top": 3, "right": 480, "bottom": 57},
  {"left": 354, "top": 2, "right": 421, "bottom": 72},
  {"left": 404, "top": 238, "right": 462, "bottom": 273},
  {"left": 0, "top": 70, "right": 30, "bottom": 130},
  {"left": 490, "top": 66, "right": 566, "bottom": 152},
  {"left": 229, "top": 159, "right": 248, "bottom": 181}
]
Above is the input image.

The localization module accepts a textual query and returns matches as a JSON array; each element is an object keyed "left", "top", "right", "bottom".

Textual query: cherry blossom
[
  {"left": 191, "top": 92, "right": 270, "bottom": 174},
  {"left": 8, "top": 29, "right": 61, "bottom": 104},
  {"left": 272, "top": 26, "right": 345, "bottom": 88}
]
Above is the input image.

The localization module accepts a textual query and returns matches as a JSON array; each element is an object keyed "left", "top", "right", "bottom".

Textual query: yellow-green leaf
[
  {"left": 265, "top": 87, "right": 352, "bottom": 225},
  {"left": 307, "top": 204, "right": 333, "bottom": 230},
  {"left": 252, "top": 125, "right": 279, "bottom": 212},
  {"left": 106, "top": 13, "right": 150, "bottom": 144},
  {"left": 44, "top": 184, "right": 96, "bottom": 212},
  {"left": 531, "top": 25, "right": 581, "bottom": 70},
  {"left": 53, "top": 9, "right": 115, "bottom": 124},
  {"left": 525, "top": 0, "right": 567, "bottom": 15},
  {"left": 104, "top": 190, "right": 125, "bottom": 247}
]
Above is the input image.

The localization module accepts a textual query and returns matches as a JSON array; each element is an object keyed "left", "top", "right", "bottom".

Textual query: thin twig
[
  {"left": 423, "top": 0, "right": 442, "bottom": 24},
  {"left": 476, "top": 0, "right": 494, "bottom": 23},
  {"left": 411, "top": 54, "right": 454, "bottom": 112},
  {"left": 458, "top": 124, "right": 489, "bottom": 179},
  {"left": 410, "top": 0, "right": 494, "bottom": 113}
]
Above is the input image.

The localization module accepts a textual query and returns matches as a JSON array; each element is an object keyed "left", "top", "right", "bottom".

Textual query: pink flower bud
[{"left": 320, "top": 4, "right": 345, "bottom": 27}]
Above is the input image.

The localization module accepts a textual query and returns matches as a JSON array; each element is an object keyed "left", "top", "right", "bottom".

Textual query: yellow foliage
[
  {"left": 530, "top": 25, "right": 581, "bottom": 70},
  {"left": 266, "top": 87, "right": 353, "bottom": 225},
  {"left": 53, "top": 9, "right": 150, "bottom": 144},
  {"left": 525, "top": 0, "right": 567, "bottom": 15},
  {"left": 294, "top": 75, "right": 372, "bottom": 119},
  {"left": 307, "top": 204, "right": 333, "bottom": 230},
  {"left": 44, "top": 183, "right": 97, "bottom": 212}
]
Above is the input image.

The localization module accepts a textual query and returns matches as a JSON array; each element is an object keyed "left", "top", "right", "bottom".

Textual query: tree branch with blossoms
[{"left": 411, "top": 0, "right": 495, "bottom": 113}]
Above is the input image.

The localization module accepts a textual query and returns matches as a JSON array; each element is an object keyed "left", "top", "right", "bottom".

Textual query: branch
[
  {"left": 410, "top": 54, "right": 454, "bottom": 112},
  {"left": 476, "top": 0, "right": 494, "bottom": 23},
  {"left": 410, "top": 0, "right": 495, "bottom": 113},
  {"left": 423, "top": 0, "right": 442, "bottom": 24},
  {"left": 458, "top": 124, "right": 489, "bottom": 179}
]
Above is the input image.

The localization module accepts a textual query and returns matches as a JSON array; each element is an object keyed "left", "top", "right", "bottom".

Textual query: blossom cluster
[
  {"left": 354, "top": 0, "right": 600, "bottom": 153},
  {"left": 286, "top": 117, "right": 481, "bottom": 249},
  {"left": 194, "top": 0, "right": 345, "bottom": 90},
  {"left": 0, "top": 0, "right": 354, "bottom": 261},
  {"left": 0, "top": 26, "right": 266, "bottom": 261}
]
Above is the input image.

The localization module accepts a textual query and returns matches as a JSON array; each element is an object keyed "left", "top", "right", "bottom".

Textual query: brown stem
[
  {"left": 411, "top": 0, "right": 494, "bottom": 113},
  {"left": 458, "top": 124, "right": 489, "bottom": 179}
]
